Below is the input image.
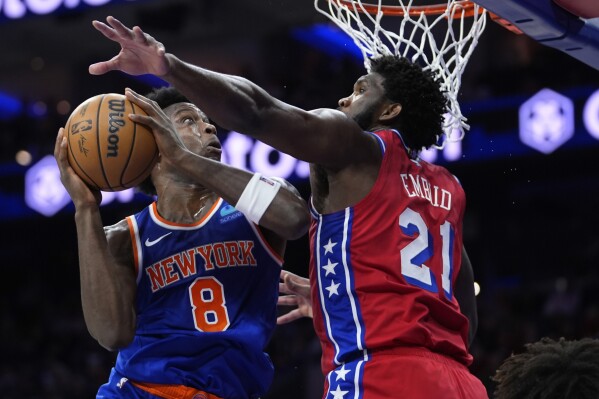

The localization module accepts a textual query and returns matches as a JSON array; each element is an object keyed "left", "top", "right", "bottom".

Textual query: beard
[{"left": 351, "top": 101, "right": 383, "bottom": 131}]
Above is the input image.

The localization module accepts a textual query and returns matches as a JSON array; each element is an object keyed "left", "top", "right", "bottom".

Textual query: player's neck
[{"left": 156, "top": 189, "right": 216, "bottom": 224}]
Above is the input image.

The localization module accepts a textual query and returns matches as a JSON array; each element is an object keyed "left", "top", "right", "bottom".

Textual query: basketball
[{"left": 64, "top": 93, "right": 159, "bottom": 192}]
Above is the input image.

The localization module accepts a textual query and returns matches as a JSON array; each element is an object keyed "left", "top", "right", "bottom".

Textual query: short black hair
[
  {"left": 146, "top": 85, "right": 191, "bottom": 109},
  {"left": 369, "top": 55, "right": 447, "bottom": 151},
  {"left": 493, "top": 337, "right": 599, "bottom": 399},
  {"left": 136, "top": 86, "right": 192, "bottom": 197}
]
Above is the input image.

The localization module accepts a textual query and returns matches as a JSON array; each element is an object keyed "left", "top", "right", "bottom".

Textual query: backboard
[{"left": 474, "top": 0, "right": 599, "bottom": 70}]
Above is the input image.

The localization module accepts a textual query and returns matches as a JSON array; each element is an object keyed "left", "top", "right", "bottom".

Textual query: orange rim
[{"left": 331, "top": 0, "right": 482, "bottom": 18}]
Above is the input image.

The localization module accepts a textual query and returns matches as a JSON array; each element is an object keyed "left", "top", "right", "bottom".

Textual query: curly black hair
[
  {"left": 493, "top": 337, "right": 599, "bottom": 399},
  {"left": 136, "top": 86, "right": 192, "bottom": 197},
  {"left": 369, "top": 55, "right": 447, "bottom": 151}
]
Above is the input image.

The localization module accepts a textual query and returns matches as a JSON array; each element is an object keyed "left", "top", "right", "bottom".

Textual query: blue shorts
[
  {"left": 96, "top": 368, "right": 224, "bottom": 399},
  {"left": 97, "top": 369, "right": 157, "bottom": 399}
]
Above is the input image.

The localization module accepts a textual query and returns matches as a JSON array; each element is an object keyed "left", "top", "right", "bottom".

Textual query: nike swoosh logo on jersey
[{"left": 145, "top": 232, "right": 172, "bottom": 247}]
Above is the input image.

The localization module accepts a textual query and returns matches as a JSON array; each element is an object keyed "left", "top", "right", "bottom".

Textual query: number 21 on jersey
[{"left": 399, "top": 207, "right": 454, "bottom": 299}]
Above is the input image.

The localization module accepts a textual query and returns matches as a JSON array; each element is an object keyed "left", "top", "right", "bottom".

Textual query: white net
[{"left": 314, "top": 0, "right": 487, "bottom": 144}]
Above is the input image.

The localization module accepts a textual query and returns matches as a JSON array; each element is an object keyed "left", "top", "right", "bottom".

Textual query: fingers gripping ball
[{"left": 65, "top": 93, "right": 159, "bottom": 191}]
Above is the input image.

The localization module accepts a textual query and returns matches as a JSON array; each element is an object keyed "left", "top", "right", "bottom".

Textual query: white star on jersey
[
  {"left": 335, "top": 364, "right": 351, "bottom": 381},
  {"left": 326, "top": 280, "right": 340, "bottom": 297},
  {"left": 323, "top": 239, "right": 337, "bottom": 254},
  {"left": 322, "top": 259, "right": 338, "bottom": 276},
  {"left": 330, "top": 385, "right": 349, "bottom": 399}
]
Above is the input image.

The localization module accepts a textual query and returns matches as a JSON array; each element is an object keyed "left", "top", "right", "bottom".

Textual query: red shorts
[{"left": 323, "top": 347, "right": 488, "bottom": 399}]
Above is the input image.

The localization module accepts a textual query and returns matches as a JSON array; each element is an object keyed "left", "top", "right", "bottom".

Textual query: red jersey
[{"left": 309, "top": 129, "right": 472, "bottom": 381}]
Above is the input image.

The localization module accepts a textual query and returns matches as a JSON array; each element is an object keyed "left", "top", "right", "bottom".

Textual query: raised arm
[
  {"left": 159, "top": 57, "right": 363, "bottom": 167},
  {"left": 454, "top": 246, "right": 478, "bottom": 347},
  {"left": 124, "top": 88, "right": 310, "bottom": 241},
  {"left": 89, "top": 16, "right": 375, "bottom": 169},
  {"left": 54, "top": 129, "right": 137, "bottom": 351}
]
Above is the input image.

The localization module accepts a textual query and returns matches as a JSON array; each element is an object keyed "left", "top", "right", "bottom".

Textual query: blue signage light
[
  {"left": 0, "top": 0, "right": 128, "bottom": 20},
  {"left": 584, "top": 89, "right": 599, "bottom": 140},
  {"left": 7, "top": 87, "right": 599, "bottom": 219},
  {"left": 24, "top": 155, "right": 71, "bottom": 217},
  {"left": 518, "top": 88, "right": 575, "bottom": 154},
  {"left": 0, "top": 91, "right": 22, "bottom": 120},
  {"left": 22, "top": 135, "right": 311, "bottom": 217},
  {"left": 291, "top": 23, "right": 363, "bottom": 60}
]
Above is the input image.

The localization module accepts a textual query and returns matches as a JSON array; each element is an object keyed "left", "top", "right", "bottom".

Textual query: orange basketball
[{"left": 65, "top": 93, "right": 159, "bottom": 192}]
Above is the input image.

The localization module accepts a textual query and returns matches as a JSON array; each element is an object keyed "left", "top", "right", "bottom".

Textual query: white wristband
[{"left": 235, "top": 173, "right": 281, "bottom": 224}]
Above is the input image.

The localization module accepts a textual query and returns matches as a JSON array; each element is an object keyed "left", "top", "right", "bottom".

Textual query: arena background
[{"left": 1, "top": 0, "right": 598, "bottom": 397}]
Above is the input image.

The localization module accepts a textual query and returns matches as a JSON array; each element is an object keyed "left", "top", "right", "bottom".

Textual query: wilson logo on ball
[
  {"left": 65, "top": 93, "right": 159, "bottom": 192},
  {"left": 107, "top": 99, "right": 126, "bottom": 158}
]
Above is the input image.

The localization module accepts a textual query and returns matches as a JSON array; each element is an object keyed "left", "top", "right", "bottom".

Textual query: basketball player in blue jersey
[
  {"left": 54, "top": 86, "right": 310, "bottom": 399},
  {"left": 90, "top": 16, "right": 487, "bottom": 399}
]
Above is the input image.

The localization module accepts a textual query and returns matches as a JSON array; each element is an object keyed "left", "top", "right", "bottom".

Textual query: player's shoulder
[
  {"left": 104, "top": 218, "right": 134, "bottom": 262},
  {"left": 104, "top": 219, "right": 131, "bottom": 244},
  {"left": 310, "top": 107, "right": 345, "bottom": 118},
  {"left": 311, "top": 108, "right": 366, "bottom": 133},
  {"left": 432, "top": 159, "right": 461, "bottom": 177},
  {"left": 374, "top": 128, "right": 413, "bottom": 155}
]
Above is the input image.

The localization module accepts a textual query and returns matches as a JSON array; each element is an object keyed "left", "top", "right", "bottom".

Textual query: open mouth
[
  {"left": 206, "top": 140, "right": 222, "bottom": 151},
  {"left": 205, "top": 143, "right": 222, "bottom": 155}
]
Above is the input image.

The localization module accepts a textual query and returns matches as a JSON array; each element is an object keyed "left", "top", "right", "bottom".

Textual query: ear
[{"left": 379, "top": 102, "right": 402, "bottom": 122}]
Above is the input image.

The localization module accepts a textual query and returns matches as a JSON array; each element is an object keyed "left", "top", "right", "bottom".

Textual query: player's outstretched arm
[
  {"left": 54, "top": 129, "right": 137, "bottom": 351},
  {"left": 90, "top": 17, "right": 374, "bottom": 170},
  {"left": 125, "top": 88, "right": 310, "bottom": 241},
  {"left": 277, "top": 270, "right": 313, "bottom": 324},
  {"left": 454, "top": 246, "right": 477, "bottom": 347},
  {"left": 89, "top": 16, "right": 169, "bottom": 77},
  {"left": 160, "top": 55, "right": 369, "bottom": 169}
]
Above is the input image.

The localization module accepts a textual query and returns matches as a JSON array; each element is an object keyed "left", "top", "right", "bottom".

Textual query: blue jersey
[{"left": 115, "top": 198, "right": 282, "bottom": 399}]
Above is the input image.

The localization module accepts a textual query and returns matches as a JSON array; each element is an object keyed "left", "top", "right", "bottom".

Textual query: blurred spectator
[{"left": 492, "top": 337, "right": 599, "bottom": 399}]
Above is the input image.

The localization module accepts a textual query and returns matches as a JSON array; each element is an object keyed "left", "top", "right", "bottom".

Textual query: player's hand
[
  {"left": 277, "top": 270, "right": 313, "bottom": 324},
  {"left": 89, "top": 16, "right": 169, "bottom": 77},
  {"left": 54, "top": 128, "right": 102, "bottom": 208},
  {"left": 124, "top": 88, "right": 189, "bottom": 163}
]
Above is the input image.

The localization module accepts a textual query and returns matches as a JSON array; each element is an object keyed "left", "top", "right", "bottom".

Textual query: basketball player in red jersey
[
  {"left": 89, "top": 16, "right": 487, "bottom": 398},
  {"left": 54, "top": 86, "right": 310, "bottom": 399}
]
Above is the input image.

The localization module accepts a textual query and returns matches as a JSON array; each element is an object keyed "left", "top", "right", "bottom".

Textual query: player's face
[
  {"left": 164, "top": 103, "right": 221, "bottom": 161},
  {"left": 337, "top": 72, "right": 388, "bottom": 130}
]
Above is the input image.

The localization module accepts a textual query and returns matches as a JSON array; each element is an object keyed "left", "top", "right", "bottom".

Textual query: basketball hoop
[
  {"left": 314, "top": 0, "right": 488, "bottom": 146},
  {"left": 334, "top": 0, "right": 481, "bottom": 17}
]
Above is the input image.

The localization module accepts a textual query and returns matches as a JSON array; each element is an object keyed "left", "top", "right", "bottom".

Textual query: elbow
[
  {"left": 96, "top": 331, "right": 135, "bottom": 352},
  {"left": 282, "top": 205, "right": 311, "bottom": 240},
  {"left": 90, "top": 326, "right": 135, "bottom": 352},
  {"left": 262, "top": 179, "right": 311, "bottom": 239}
]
